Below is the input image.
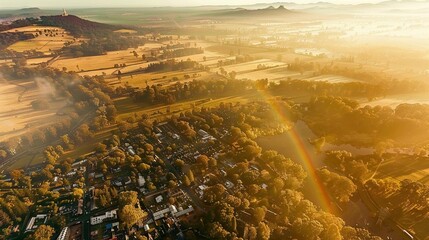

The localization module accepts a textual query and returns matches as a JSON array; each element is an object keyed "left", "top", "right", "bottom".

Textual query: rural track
[
  {"left": 46, "top": 54, "right": 61, "bottom": 67},
  {"left": 37, "top": 40, "right": 53, "bottom": 51}
]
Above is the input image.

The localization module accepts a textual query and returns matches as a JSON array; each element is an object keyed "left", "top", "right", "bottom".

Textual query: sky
[{"left": 0, "top": 0, "right": 386, "bottom": 9}]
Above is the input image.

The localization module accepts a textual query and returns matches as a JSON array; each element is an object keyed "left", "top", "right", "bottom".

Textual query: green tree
[
  {"left": 0, "top": 150, "right": 7, "bottom": 159},
  {"left": 252, "top": 207, "right": 267, "bottom": 223},
  {"left": 187, "top": 169, "right": 195, "bottom": 182},
  {"left": 119, "top": 191, "right": 138, "bottom": 207},
  {"left": 72, "top": 188, "right": 84, "bottom": 200},
  {"left": 257, "top": 222, "right": 270, "bottom": 240},
  {"left": 208, "top": 222, "right": 230, "bottom": 239},
  {"left": 32, "top": 225, "right": 55, "bottom": 240},
  {"left": 209, "top": 157, "right": 217, "bottom": 168},
  {"left": 0, "top": 210, "right": 11, "bottom": 227},
  {"left": 174, "top": 159, "right": 185, "bottom": 170},
  {"left": 182, "top": 175, "right": 191, "bottom": 186},
  {"left": 119, "top": 205, "right": 147, "bottom": 229},
  {"left": 318, "top": 168, "right": 357, "bottom": 202},
  {"left": 196, "top": 155, "right": 209, "bottom": 170}
]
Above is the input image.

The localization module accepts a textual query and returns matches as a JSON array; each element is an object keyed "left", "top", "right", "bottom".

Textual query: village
[{"left": 7, "top": 107, "right": 267, "bottom": 240}]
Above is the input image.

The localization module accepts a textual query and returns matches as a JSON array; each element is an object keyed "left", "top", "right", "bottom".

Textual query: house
[
  {"left": 225, "top": 161, "right": 236, "bottom": 169},
  {"left": 144, "top": 224, "right": 150, "bottom": 231},
  {"left": 172, "top": 134, "right": 180, "bottom": 140},
  {"left": 95, "top": 173, "right": 104, "bottom": 179},
  {"left": 56, "top": 227, "right": 69, "bottom": 240},
  {"left": 155, "top": 195, "right": 163, "bottom": 203},
  {"left": 138, "top": 174, "right": 146, "bottom": 187},
  {"left": 71, "top": 159, "right": 87, "bottom": 167},
  {"left": 124, "top": 177, "right": 132, "bottom": 185},
  {"left": 225, "top": 181, "right": 234, "bottom": 189},
  {"left": 90, "top": 209, "right": 118, "bottom": 225},
  {"left": 26, "top": 214, "right": 48, "bottom": 231},
  {"left": 127, "top": 146, "right": 136, "bottom": 156},
  {"left": 198, "top": 129, "right": 216, "bottom": 141},
  {"left": 113, "top": 180, "right": 123, "bottom": 187},
  {"left": 197, "top": 185, "right": 208, "bottom": 197},
  {"left": 174, "top": 206, "right": 194, "bottom": 218},
  {"left": 152, "top": 205, "right": 193, "bottom": 221},
  {"left": 250, "top": 165, "right": 260, "bottom": 171},
  {"left": 152, "top": 207, "right": 170, "bottom": 220},
  {"left": 169, "top": 205, "right": 177, "bottom": 214},
  {"left": 198, "top": 129, "right": 209, "bottom": 137}
]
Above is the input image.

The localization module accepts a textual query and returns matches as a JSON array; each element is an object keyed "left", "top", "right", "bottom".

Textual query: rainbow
[{"left": 257, "top": 90, "right": 337, "bottom": 214}]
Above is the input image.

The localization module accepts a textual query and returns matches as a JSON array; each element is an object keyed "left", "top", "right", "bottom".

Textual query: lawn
[{"left": 59, "top": 126, "right": 117, "bottom": 161}]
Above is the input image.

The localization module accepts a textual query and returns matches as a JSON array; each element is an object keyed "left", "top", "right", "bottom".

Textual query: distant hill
[
  {"left": 0, "top": 18, "right": 33, "bottom": 32},
  {"left": 210, "top": 5, "right": 297, "bottom": 18},
  {"left": 18, "top": 7, "right": 41, "bottom": 12},
  {"left": 38, "top": 15, "right": 120, "bottom": 37}
]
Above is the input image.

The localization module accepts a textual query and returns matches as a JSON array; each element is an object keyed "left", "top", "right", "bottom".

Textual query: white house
[
  {"left": 26, "top": 214, "right": 47, "bottom": 231},
  {"left": 138, "top": 174, "right": 146, "bottom": 187},
  {"left": 155, "top": 195, "right": 163, "bottom": 203},
  {"left": 90, "top": 209, "right": 118, "bottom": 225},
  {"left": 56, "top": 227, "right": 69, "bottom": 240}
]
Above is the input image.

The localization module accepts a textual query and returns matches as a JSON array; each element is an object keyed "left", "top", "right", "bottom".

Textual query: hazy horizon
[{"left": 0, "top": 0, "right": 389, "bottom": 10}]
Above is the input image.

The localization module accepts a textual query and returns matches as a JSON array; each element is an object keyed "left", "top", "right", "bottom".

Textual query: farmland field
[
  {"left": 51, "top": 41, "right": 223, "bottom": 76},
  {"left": 4, "top": 26, "right": 75, "bottom": 54},
  {"left": 0, "top": 79, "right": 69, "bottom": 142},
  {"left": 51, "top": 46, "right": 148, "bottom": 74},
  {"left": 238, "top": 66, "right": 301, "bottom": 81}
]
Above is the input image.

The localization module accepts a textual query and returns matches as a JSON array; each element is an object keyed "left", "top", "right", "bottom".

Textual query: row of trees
[
  {"left": 131, "top": 78, "right": 253, "bottom": 105},
  {"left": 0, "top": 32, "right": 35, "bottom": 50},
  {"left": 267, "top": 78, "right": 429, "bottom": 101},
  {"left": 145, "top": 58, "right": 197, "bottom": 72},
  {"left": 301, "top": 96, "right": 429, "bottom": 146},
  {"left": 161, "top": 47, "right": 204, "bottom": 59},
  {"left": 67, "top": 35, "right": 145, "bottom": 57}
]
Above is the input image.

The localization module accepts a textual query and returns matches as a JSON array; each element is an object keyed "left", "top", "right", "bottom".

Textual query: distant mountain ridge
[
  {"left": 212, "top": 5, "right": 296, "bottom": 18},
  {"left": 19, "top": 7, "right": 41, "bottom": 12}
]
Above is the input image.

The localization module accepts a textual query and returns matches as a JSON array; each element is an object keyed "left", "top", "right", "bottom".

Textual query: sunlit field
[
  {"left": 4, "top": 26, "right": 74, "bottom": 54},
  {"left": 0, "top": 79, "right": 69, "bottom": 142}
]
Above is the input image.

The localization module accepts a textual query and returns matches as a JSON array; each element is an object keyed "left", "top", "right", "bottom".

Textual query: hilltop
[{"left": 38, "top": 15, "right": 120, "bottom": 37}]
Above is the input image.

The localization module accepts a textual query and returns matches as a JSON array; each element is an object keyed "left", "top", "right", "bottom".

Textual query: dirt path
[{"left": 37, "top": 40, "right": 53, "bottom": 51}]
